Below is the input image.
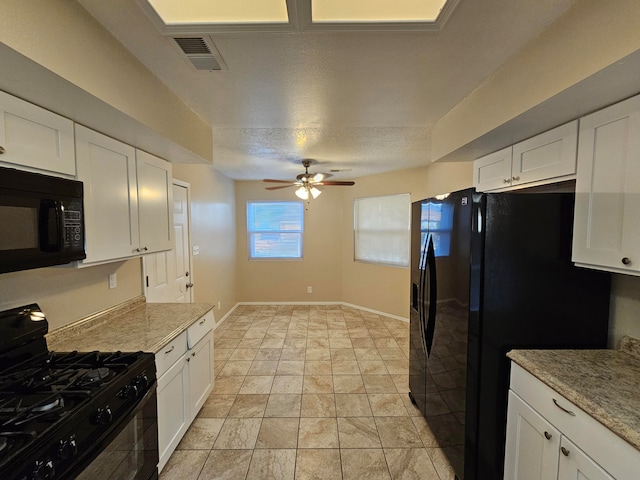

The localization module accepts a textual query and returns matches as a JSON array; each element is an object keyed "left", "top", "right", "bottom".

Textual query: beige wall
[
  {"left": 172, "top": 164, "right": 238, "bottom": 319},
  {"left": 431, "top": 0, "right": 640, "bottom": 161},
  {"left": 609, "top": 275, "right": 640, "bottom": 348},
  {"left": 235, "top": 182, "right": 344, "bottom": 302},
  {"left": 341, "top": 162, "right": 473, "bottom": 318},
  {"left": 0, "top": 0, "right": 212, "bottom": 162},
  {"left": 0, "top": 259, "right": 142, "bottom": 331},
  {"left": 233, "top": 162, "right": 473, "bottom": 318}
]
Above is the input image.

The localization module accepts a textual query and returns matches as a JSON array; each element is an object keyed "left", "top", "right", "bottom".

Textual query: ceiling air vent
[{"left": 172, "top": 36, "right": 226, "bottom": 72}]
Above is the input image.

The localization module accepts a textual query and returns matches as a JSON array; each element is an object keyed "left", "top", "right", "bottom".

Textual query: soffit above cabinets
[{"left": 139, "top": 0, "right": 460, "bottom": 33}]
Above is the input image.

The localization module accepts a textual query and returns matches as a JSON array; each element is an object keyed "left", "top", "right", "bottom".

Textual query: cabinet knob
[
  {"left": 512, "top": 176, "right": 520, "bottom": 181},
  {"left": 544, "top": 431, "right": 552, "bottom": 440},
  {"left": 142, "top": 246, "right": 148, "bottom": 252},
  {"left": 134, "top": 248, "right": 140, "bottom": 253},
  {"left": 186, "top": 282, "right": 194, "bottom": 289},
  {"left": 622, "top": 257, "right": 631, "bottom": 265},
  {"left": 560, "top": 446, "right": 570, "bottom": 457},
  {"left": 503, "top": 179, "right": 510, "bottom": 184},
  {"left": 0, "top": 146, "right": 5, "bottom": 154}
]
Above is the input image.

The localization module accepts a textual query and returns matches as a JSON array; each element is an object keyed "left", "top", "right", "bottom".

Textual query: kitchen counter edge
[{"left": 47, "top": 297, "right": 214, "bottom": 354}]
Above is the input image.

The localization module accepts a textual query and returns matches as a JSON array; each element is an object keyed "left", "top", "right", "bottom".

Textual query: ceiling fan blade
[
  {"left": 318, "top": 181, "right": 355, "bottom": 186},
  {"left": 263, "top": 179, "right": 295, "bottom": 183},
  {"left": 265, "top": 184, "right": 296, "bottom": 190}
]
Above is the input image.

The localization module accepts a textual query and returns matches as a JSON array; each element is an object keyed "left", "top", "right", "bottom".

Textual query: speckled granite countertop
[
  {"left": 507, "top": 336, "right": 640, "bottom": 451},
  {"left": 47, "top": 296, "right": 213, "bottom": 354}
]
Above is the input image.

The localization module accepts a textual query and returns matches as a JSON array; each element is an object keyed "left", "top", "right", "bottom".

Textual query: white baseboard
[{"left": 222, "top": 301, "right": 408, "bottom": 324}]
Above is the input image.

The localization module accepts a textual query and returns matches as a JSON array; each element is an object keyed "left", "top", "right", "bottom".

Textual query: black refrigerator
[{"left": 409, "top": 188, "right": 610, "bottom": 480}]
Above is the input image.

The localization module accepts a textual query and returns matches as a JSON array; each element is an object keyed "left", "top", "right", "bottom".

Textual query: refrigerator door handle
[
  {"left": 419, "top": 232, "right": 429, "bottom": 356},
  {"left": 424, "top": 236, "right": 438, "bottom": 356}
]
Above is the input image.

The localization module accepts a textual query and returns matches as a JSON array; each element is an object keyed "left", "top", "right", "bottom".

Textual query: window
[
  {"left": 420, "top": 201, "right": 454, "bottom": 257},
  {"left": 354, "top": 193, "right": 410, "bottom": 267},
  {"left": 247, "top": 201, "right": 304, "bottom": 259}
]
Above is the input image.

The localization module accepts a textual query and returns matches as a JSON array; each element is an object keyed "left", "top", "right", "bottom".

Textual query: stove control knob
[
  {"left": 118, "top": 384, "right": 138, "bottom": 400},
  {"left": 95, "top": 405, "right": 113, "bottom": 425},
  {"left": 134, "top": 372, "right": 149, "bottom": 392},
  {"left": 32, "top": 459, "right": 55, "bottom": 480},
  {"left": 57, "top": 435, "right": 77, "bottom": 460}
]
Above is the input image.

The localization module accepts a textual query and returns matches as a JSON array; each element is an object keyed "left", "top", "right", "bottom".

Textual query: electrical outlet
[
  {"left": 192, "top": 245, "right": 200, "bottom": 256},
  {"left": 307, "top": 286, "right": 312, "bottom": 294},
  {"left": 108, "top": 273, "right": 117, "bottom": 289}
]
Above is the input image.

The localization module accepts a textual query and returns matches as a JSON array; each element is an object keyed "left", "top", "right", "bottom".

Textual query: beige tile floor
[{"left": 159, "top": 304, "right": 455, "bottom": 480}]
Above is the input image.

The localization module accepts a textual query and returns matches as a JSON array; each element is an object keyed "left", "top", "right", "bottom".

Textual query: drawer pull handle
[
  {"left": 164, "top": 346, "right": 175, "bottom": 355},
  {"left": 552, "top": 398, "right": 576, "bottom": 416},
  {"left": 561, "top": 446, "right": 570, "bottom": 457},
  {"left": 544, "top": 431, "right": 552, "bottom": 440}
]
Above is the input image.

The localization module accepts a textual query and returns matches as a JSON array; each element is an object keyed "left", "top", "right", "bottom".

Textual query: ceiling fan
[{"left": 263, "top": 159, "right": 355, "bottom": 200}]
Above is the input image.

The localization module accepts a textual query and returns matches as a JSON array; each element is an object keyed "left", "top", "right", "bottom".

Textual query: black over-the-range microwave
[{"left": 0, "top": 166, "right": 86, "bottom": 274}]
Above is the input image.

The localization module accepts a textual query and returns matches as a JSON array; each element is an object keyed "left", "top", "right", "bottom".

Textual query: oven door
[{"left": 75, "top": 385, "right": 158, "bottom": 480}]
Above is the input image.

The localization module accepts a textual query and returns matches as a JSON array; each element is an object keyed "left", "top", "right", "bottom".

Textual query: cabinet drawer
[
  {"left": 510, "top": 363, "right": 640, "bottom": 479},
  {"left": 156, "top": 331, "right": 187, "bottom": 377},
  {"left": 187, "top": 310, "right": 214, "bottom": 348}
]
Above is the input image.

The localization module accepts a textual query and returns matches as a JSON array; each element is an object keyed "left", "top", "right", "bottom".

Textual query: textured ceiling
[{"left": 77, "top": 0, "right": 578, "bottom": 180}]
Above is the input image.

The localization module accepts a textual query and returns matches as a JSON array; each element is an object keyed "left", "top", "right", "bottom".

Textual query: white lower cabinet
[
  {"left": 156, "top": 311, "right": 214, "bottom": 472},
  {"left": 157, "top": 347, "right": 189, "bottom": 470},
  {"left": 504, "top": 363, "right": 639, "bottom": 480}
]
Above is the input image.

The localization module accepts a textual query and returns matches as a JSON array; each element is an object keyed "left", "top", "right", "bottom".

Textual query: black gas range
[{"left": 0, "top": 304, "right": 158, "bottom": 480}]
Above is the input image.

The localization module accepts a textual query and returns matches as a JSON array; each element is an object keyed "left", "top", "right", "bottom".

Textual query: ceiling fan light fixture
[
  {"left": 310, "top": 187, "right": 322, "bottom": 199},
  {"left": 313, "top": 173, "right": 324, "bottom": 182},
  {"left": 295, "top": 186, "right": 309, "bottom": 200}
]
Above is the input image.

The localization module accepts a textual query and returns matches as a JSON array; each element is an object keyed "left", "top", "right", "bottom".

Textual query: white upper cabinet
[
  {"left": 572, "top": 94, "right": 640, "bottom": 276},
  {"left": 474, "top": 121, "right": 578, "bottom": 192},
  {"left": 473, "top": 146, "right": 513, "bottom": 192},
  {"left": 136, "top": 150, "right": 173, "bottom": 254},
  {"left": 0, "top": 90, "right": 75, "bottom": 176},
  {"left": 75, "top": 125, "right": 173, "bottom": 265},
  {"left": 75, "top": 125, "right": 139, "bottom": 263}
]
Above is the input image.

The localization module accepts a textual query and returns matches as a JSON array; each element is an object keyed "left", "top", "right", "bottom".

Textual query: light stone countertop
[
  {"left": 507, "top": 336, "right": 640, "bottom": 451},
  {"left": 47, "top": 297, "right": 214, "bottom": 354}
]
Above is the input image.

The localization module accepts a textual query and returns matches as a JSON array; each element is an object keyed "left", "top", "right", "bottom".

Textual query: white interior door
[{"left": 144, "top": 182, "right": 193, "bottom": 303}]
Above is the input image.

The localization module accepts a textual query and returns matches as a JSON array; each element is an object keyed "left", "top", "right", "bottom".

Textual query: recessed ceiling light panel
[
  {"left": 147, "top": 0, "right": 289, "bottom": 24},
  {"left": 312, "top": 0, "right": 448, "bottom": 23}
]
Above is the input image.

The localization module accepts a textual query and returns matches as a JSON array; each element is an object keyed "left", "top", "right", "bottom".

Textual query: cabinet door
[
  {"left": 572, "top": 95, "right": 640, "bottom": 275},
  {"left": 188, "top": 332, "right": 213, "bottom": 419},
  {"left": 504, "top": 391, "right": 560, "bottom": 480},
  {"left": 0, "top": 90, "right": 75, "bottom": 176},
  {"left": 75, "top": 125, "right": 139, "bottom": 263},
  {"left": 512, "top": 121, "right": 577, "bottom": 187},
  {"left": 473, "top": 146, "right": 513, "bottom": 191},
  {"left": 557, "top": 437, "right": 614, "bottom": 480},
  {"left": 136, "top": 150, "right": 173, "bottom": 254},
  {"left": 157, "top": 354, "right": 189, "bottom": 473}
]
